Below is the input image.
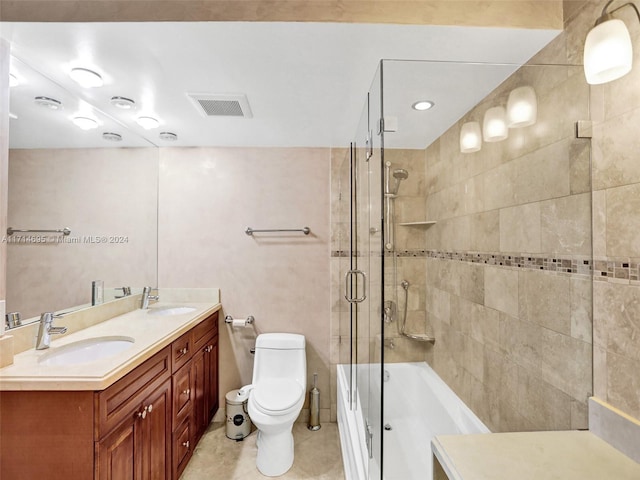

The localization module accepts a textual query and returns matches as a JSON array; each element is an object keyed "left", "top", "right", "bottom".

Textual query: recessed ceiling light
[
  {"left": 159, "top": 131, "right": 178, "bottom": 141},
  {"left": 72, "top": 116, "right": 99, "bottom": 130},
  {"left": 34, "top": 96, "right": 63, "bottom": 110},
  {"left": 9, "top": 74, "right": 18, "bottom": 87},
  {"left": 102, "top": 132, "right": 123, "bottom": 142},
  {"left": 412, "top": 100, "right": 435, "bottom": 111},
  {"left": 110, "top": 96, "right": 136, "bottom": 109},
  {"left": 9, "top": 113, "right": 18, "bottom": 120},
  {"left": 69, "top": 67, "right": 104, "bottom": 88},
  {"left": 137, "top": 116, "right": 160, "bottom": 130}
]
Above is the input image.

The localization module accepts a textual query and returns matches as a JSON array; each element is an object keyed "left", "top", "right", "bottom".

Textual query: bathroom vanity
[{"left": 0, "top": 304, "right": 220, "bottom": 480}]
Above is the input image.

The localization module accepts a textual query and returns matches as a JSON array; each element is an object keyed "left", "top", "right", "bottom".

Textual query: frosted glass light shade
[
  {"left": 584, "top": 18, "right": 633, "bottom": 85},
  {"left": 507, "top": 86, "right": 537, "bottom": 128},
  {"left": 483, "top": 106, "right": 508, "bottom": 142},
  {"left": 459, "top": 121, "right": 482, "bottom": 153}
]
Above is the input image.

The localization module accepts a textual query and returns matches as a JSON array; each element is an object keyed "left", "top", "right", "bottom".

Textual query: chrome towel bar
[
  {"left": 245, "top": 226, "right": 310, "bottom": 236},
  {"left": 7, "top": 227, "right": 71, "bottom": 236}
]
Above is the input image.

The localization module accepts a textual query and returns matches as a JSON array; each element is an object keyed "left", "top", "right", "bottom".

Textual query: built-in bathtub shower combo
[{"left": 335, "top": 58, "right": 594, "bottom": 479}]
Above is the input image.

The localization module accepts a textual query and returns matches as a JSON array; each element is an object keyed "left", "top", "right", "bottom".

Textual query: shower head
[
  {"left": 389, "top": 168, "right": 409, "bottom": 195},
  {"left": 393, "top": 169, "right": 408, "bottom": 180}
]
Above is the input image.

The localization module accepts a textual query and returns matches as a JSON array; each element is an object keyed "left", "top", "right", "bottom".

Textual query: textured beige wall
[
  {"left": 158, "top": 147, "right": 331, "bottom": 418},
  {"left": 6, "top": 148, "right": 158, "bottom": 320},
  {"left": 586, "top": 0, "right": 640, "bottom": 422},
  {"left": 0, "top": 0, "right": 563, "bottom": 28}
]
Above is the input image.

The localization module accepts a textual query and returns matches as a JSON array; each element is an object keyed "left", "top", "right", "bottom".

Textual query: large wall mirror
[{"left": 6, "top": 55, "right": 159, "bottom": 327}]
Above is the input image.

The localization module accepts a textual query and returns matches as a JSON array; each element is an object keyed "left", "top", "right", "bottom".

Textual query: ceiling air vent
[{"left": 187, "top": 93, "right": 253, "bottom": 118}]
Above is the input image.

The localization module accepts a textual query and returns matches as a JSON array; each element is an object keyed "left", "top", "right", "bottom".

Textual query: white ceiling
[{"left": 2, "top": 22, "right": 559, "bottom": 149}]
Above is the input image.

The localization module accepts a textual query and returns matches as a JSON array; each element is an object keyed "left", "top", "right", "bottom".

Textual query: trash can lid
[{"left": 226, "top": 389, "right": 245, "bottom": 405}]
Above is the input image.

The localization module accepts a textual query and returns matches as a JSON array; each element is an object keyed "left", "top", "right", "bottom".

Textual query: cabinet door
[
  {"left": 97, "top": 417, "right": 138, "bottom": 480},
  {"left": 142, "top": 378, "right": 172, "bottom": 480},
  {"left": 205, "top": 336, "right": 219, "bottom": 421},
  {"left": 192, "top": 347, "right": 207, "bottom": 441}
]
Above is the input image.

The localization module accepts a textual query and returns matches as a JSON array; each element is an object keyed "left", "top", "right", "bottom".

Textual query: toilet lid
[{"left": 253, "top": 379, "right": 304, "bottom": 413}]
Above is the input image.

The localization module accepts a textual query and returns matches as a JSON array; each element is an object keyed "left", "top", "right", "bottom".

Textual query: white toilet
[{"left": 238, "top": 333, "right": 306, "bottom": 477}]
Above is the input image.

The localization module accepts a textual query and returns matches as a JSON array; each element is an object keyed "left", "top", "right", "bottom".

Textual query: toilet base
[{"left": 255, "top": 429, "right": 294, "bottom": 477}]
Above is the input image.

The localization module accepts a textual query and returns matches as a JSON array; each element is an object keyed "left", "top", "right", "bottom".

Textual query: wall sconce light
[
  {"left": 483, "top": 106, "right": 508, "bottom": 142},
  {"left": 459, "top": 121, "right": 482, "bottom": 153},
  {"left": 507, "top": 86, "right": 537, "bottom": 128},
  {"left": 584, "top": 0, "right": 639, "bottom": 85}
]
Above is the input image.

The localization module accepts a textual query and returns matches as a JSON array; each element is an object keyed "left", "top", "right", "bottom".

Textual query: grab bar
[
  {"left": 7, "top": 227, "right": 71, "bottom": 236},
  {"left": 245, "top": 227, "right": 310, "bottom": 236}
]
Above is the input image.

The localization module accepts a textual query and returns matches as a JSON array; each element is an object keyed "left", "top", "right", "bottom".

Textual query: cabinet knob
[
  {"left": 205, "top": 345, "right": 213, "bottom": 353},
  {"left": 147, "top": 403, "right": 153, "bottom": 413},
  {"left": 182, "top": 388, "right": 191, "bottom": 396},
  {"left": 178, "top": 347, "right": 188, "bottom": 356},
  {"left": 138, "top": 407, "right": 147, "bottom": 419},
  {"left": 182, "top": 440, "right": 190, "bottom": 449}
]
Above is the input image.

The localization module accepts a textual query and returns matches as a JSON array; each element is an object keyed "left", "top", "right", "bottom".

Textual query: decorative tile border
[
  {"left": 332, "top": 249, "right": 593, "bottom": 278},
  {"left": 593, "top": 259, "right": 640, "bottom": 285}
]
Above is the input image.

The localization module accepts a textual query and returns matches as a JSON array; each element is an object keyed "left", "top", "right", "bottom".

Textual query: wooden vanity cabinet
[{"left": 0, "top": 311, "right": 219, "bottom": 480}]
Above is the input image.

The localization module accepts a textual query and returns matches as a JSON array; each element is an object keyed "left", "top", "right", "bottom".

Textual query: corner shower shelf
[{"left": 397, "top": 221, "right": 436, "bottom": 227}]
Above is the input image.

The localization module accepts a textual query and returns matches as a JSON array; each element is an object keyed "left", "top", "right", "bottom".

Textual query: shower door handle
[{"left": 344, "top": 269, "right": 367, "bottom": 303}]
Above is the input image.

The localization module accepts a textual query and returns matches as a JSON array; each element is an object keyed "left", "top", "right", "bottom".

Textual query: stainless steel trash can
[{"left": 225, "top": 389, "right": 252, "bottom": 440}]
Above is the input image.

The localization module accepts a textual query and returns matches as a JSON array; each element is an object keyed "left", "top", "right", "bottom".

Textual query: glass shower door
[{"left": 344, "top": 63, "right": 385, "bottom": 480}]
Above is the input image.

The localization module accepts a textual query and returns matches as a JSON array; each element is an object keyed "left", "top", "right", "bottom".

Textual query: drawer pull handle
[
  {"left": 182, "top": 388, "right": 191, "bottom": 396},
  {"left": 182, "top": 440, "right": 190, "bottom": 449},
  {"left": 178, "top": 347, "right": 188, "bottom": 356}
]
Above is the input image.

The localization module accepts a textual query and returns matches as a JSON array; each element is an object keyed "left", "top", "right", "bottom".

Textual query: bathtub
[{"left": 337, "top": 362, "right": 489, "bottom": 480}]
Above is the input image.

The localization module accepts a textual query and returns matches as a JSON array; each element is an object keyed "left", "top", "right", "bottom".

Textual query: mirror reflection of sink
[
  {"left": 147, "top": 306, "right": 197, "bottom": 316},
  {"left": 38, "top": 336, "right": 135, "bottom": 366}
]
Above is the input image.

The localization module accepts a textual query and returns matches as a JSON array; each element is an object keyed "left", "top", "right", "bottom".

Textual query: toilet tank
[{"left": 252, "top": 333, "right": 306, "bottom": 385}]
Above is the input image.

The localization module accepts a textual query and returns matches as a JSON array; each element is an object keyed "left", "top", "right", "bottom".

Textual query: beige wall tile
[
  {"left": 540, "top": 193, "right": 591, "bottom": 255},
  {"left": 514, "top": 139, "right": 570, "bottom": 205},
  {"left": 607, "top": 351, "right": 640, "bottom": 420},
  {"left": 606, "top": 183, "right": 640, "bottom": 257},
  {"left": 569, "top": 139, "right": 591, "bottom": 195},
  {"left": 517, "top": 367, "right": 572, "bottom": 431},
  {"left": 484, "top": 267, "right": 518, "bottom": 317},
  {"left": 592, "top": 189, "right": 607, "bottom": 258},
  {"left": 499, "top": 203, "right": 541, "bottom": 253},
  {"left": 469, "top": 210, "right": 500, "bottom": 253},
  {"left": 518, "top": 269, "right": 571, "bottom": 335},
  {"left": 570, "top": 277, "right": 592, "bottom": 343}
]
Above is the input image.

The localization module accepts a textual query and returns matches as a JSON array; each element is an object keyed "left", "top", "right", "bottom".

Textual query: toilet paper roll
[{"left": 232, "top": 319, "right": 248, "bottom": 328}]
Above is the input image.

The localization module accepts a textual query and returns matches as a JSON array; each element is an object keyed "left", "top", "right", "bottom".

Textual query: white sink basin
[
  {"left": 147, "top": 306, "right": 197, "bottom": 316},
  {"left": 39, "top": 336, "right": 135, "bottom": 366}
]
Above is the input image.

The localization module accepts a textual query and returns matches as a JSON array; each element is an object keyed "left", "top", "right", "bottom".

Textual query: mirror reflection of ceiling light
[
  {"left": 102, "top": 132, "right": 123, "bottom": 142},
  {"left": 34, "top": 96, "right": 63, "bottom": 110},
  {"left": 9, "top": 74, "right": 18, "bottom": 87},
  {"left": 137, "top": 116, "right": 160, "bottom": 129},
  {"left": 583, "top": 1, "right": 640, "bottom": 85},
  {"left": 412, "top": 100, "right": 435, "bottom": 111},
  {"left": 459, "top": 121, "right": 482, "bottom": 153},
  {"left": 482, "top": 106, "right": 509, "bottom": 142},
  {"left": 159, "top": 131, "right": 178, "bottom": 141},
  {"left": 72, "top": 116, "right": 99, "bottom": 130},
  {"left": 9, "top": 113, "right": 18, "bottom": 120},
  {"left": 110, "top": 96, "right": 136, "bottom": 109},
  {"left": 507, "top": 86, "right": 537, "bottom": 128},
  {"left": 69, "top": 67, "right": 104, "bottom": 88}
]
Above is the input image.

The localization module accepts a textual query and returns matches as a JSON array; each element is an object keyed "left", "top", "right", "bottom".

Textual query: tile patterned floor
[{"left": 180, "top": 422, "right": 346, "bottom": 479}]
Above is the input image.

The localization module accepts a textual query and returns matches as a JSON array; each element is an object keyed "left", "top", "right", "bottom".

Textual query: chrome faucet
[
  {"left": 35, "top": 312, "right": 67, "bottom": 350},
  {"left": 140, "top": 286, "right": 159, "bottom": 309}
]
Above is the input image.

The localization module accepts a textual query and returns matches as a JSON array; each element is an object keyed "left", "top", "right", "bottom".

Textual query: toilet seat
[{"left": 252, "top": 379, "right": 304, "bottom": 416}]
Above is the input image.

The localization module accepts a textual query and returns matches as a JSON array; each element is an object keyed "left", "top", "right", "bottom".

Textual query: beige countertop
[
  {"left": 432, "top": 430, "right": 640, "bottom": 480},
  {"left": 0, "top": 301, "right": 220, "bottom": 391}
]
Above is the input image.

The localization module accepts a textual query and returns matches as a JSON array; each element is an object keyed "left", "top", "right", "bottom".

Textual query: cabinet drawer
[
  {"left": 193, "top": 312, "right": 218, "bottom": 352},
  {"left": 171, "top": 331, "right": 193, "bottom": 374},
  {"left": 172, "top": 361, "right": 193, "bottom": 429},
  {"left": 173, "top": 418, "right": 192, "bottom": 479},
  {"left": 96, "top": 346, "right": 171, "bottom": 440}
]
